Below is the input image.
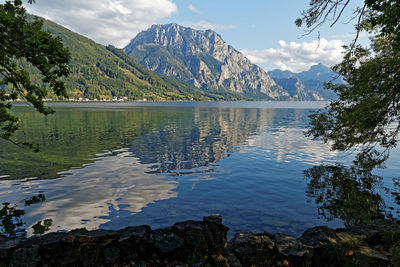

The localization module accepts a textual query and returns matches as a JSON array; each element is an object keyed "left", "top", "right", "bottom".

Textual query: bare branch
[
  {"left": 350, "top": 4, "right": 367, "bottom": 50},
  {"left": 330, "top": 0, "right": 351, "bottom": 27}
]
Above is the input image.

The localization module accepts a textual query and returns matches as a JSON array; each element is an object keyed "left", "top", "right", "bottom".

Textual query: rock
[
  {"left": 124, "top": 23, "right": 288, "bottom": 100},
  {"left": 118, "top": 225, "right": 152, "bottom": 261},
  {"left": 224, "top": 247, "right": 242, "bottom": 267},
  {"left": 27, "top": 232, "right": 79, "bottom": 266},
  {"left": 273, "top": 233, "right": 311, "bottom": 258},
  {"left": 153, "top": 229, "right": 185, "bottom": 253},
  {"left": 0, "top": 216, "right": 399, "bottom": 266},
  {"left": 0, "top": 215, "right": 230, "bottom": 266},
  {"left": 228, "top": 232, "right": 315, "bottom": 266},
  {"left": 299, "top": 226, "right": 342, "bottom": 248},
  {"left": 359, "top": 246, "right": 389, "bottom": 263},
  {"left": 267, "top": 64, "right": 341, "bottom": 101},
  {"left": 298, "top": 225, "right": 393, "bottom": 266},
  {"left": 9, "top": 246, "right": 40, "bottom": 267},
  {"left": 0, "top": 235, "right": 21, "bottom": 265},
  {"left": 229, "top": 232, "right": 279, "bottom": 266},
  {"left": 203, "top": 214, "right": 223, "bottom": 225}
]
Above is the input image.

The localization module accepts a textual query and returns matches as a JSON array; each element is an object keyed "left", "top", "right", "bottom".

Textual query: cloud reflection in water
[{"left": 0, "top": 149, "right": 177, "bottom": 235}]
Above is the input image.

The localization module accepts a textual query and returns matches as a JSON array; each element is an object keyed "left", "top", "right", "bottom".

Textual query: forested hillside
[{"left": 17, "top": 17, "right": 245, "bottom": 101}]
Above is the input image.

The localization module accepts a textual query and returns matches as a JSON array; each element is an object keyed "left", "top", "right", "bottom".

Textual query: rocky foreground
[{"left": 1, "top": 215, "right": 399, "bottom": 266}]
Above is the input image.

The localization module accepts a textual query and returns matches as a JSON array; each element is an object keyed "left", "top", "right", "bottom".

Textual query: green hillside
[{"left": 22, "top": 17, "right": 245, "bottom": 101}]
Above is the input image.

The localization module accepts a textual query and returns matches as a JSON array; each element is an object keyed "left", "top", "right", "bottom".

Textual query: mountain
[
  {"left": 268, "top": 64, "right": 341, "bottom": 100},
  {"left": 19, "top": 17, "right": 246, "bottom": 101},
  {"left": 12, "top": 18, "right": 341, "bottom": 101},
  {"left": 270, "top": 77, "right": 322, "bottom": 101},
  {"left": 124, "top": 23, "right": 289, "bottom": 100},
  {"left": 297, "top": 63, "right": 340, "bottom": 82}
]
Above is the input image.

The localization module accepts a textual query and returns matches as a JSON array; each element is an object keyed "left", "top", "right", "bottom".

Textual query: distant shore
[{"left": 11, "top": 100, "right": 330, "bottom": 109}]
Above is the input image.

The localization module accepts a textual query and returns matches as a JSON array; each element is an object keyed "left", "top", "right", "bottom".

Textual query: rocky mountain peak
[
  {"left": 126, "top": 24, "right": 223, "bottom": 54},
  {"left": 124, "top": 23, "right": 287, "bottom": 100},
  {"left": 310, "top": 63, "right": 328, "bottom": 70}
]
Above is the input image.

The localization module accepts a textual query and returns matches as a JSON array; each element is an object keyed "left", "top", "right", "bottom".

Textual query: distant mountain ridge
[
  {"left": 13, "top": 17, "right": 247, "bottom": 101},
  {"left": 124, "top": 23, "right": 289, "bottom": 100},
  {"left": 268, "top": 63, "right": 340, "bottom": 100},
  {"left": 11, "top": 18, "right": 342, "bottom": 101},
  {"left": 124, "top": 23, "right": 342, "bottom": 101}
]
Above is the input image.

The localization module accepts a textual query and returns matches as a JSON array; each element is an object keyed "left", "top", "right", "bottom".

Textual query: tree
[
  {"left": 0, "top": 0, "right": 70, "bottom": 148},
  {"left": 297, "top": 0, "right": 400, "bottom": 169}
]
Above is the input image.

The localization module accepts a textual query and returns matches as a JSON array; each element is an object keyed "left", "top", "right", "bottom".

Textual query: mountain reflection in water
[{"left": 0, "top": 103, "right": 399, "bottom": 237}]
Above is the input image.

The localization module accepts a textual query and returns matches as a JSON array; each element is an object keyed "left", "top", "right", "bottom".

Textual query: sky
[{"left": 18, "top": 0, "right": 368, "bottom": 72}]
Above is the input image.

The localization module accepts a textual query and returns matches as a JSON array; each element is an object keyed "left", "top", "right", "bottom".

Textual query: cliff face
[
  {"left": 272, "top": 77, "right": 326, "bottom": 101},
  {"left": 124, "top": 23, "right": 288, "bottom": 100},
  {"left": 268, "top": 63, "right": 341, "bottom": 100},
  {"left": 24, "top": 18, "right": 232, "bottom": 101}
]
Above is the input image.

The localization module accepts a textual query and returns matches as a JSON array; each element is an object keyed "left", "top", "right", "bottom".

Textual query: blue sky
[
  {"left": 20, "top": 0, "right": 367, "bottom": 72},
  {"left": 165, "top": 0, "right": 358, "bottom": 50}
]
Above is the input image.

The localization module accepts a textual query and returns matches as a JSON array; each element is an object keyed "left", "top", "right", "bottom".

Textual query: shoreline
[
  {"left": 10, "top": 100, "right": 329, "bottom": 110},
  {"left": 1, "top": 215, "right": 398, "bottom": 266}
]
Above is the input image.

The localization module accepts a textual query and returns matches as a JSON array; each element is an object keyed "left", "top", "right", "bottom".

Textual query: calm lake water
[{"left": 1, "top": 101, "right": 399, "bottom": 237}]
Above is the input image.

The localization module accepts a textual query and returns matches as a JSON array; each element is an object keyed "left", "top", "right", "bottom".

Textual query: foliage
[
  {"left": 393, "top": 245, "right": 400, "bottom": 266},
  {"left": 298, "top": 0, "right": 400, "bottom": 168},
  {"left": 339, "top": 236, "right": 362, "bottom": 252},
  {"left": 1, "top": 2, "right": 246, "bottom": 145},
  {"left": 22, "top": 18, "right": 245, "bottom": 102},
  {"left": 381, "top": 230, "right": 400, "bottom": 245},
  {"left": 0, "top": 0, "right": 70, "bottom": 144},
  {"left": 330, "top": 236, "right": 367, "bottom": 266}
]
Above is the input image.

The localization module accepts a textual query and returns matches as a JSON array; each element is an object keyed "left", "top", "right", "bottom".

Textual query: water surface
[{"left": 0, "top": 102, "right": 398, "bottom": 237}]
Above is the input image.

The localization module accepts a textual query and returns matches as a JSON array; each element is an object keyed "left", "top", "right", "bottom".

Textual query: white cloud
[
  {"left": 187, "top": 4, "right": 200, "bottom": 13},
  {"left": 184, "top": 21, "right": 236, "bottom": 31},
  {"left": 242, "top": 38, "right": 345, "bottom": 73},
  {"left": 25, "top": 0, "right": 178, "bottom": 47}
]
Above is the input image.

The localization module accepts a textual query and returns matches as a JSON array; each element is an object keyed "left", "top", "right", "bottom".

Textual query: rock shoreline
[{"left": 1, "top": 215, "right": 399, "bottom": 266}]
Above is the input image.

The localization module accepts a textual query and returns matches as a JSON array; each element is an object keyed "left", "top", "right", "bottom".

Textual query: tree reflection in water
[
  {"left": 0, "top": 194, "right": 51, "bottom": 238},
  {"left": 0, "top": 203, "right": 25, "bottom": 238},
  {"left": 304, "top": 164, "right": 391, "bottom": 227}
]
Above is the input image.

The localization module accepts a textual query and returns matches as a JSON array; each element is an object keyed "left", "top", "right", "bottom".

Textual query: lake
[{"left": 1, "top": 101, "right": 399, "bottom": 237}]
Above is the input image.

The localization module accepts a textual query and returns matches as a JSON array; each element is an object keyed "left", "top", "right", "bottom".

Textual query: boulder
[
  {"left": 0, "top": 216, "right": 398, "bottom": 266},
  {"left": 0, "top": 215, "right": 229, "bottom": 266}
]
